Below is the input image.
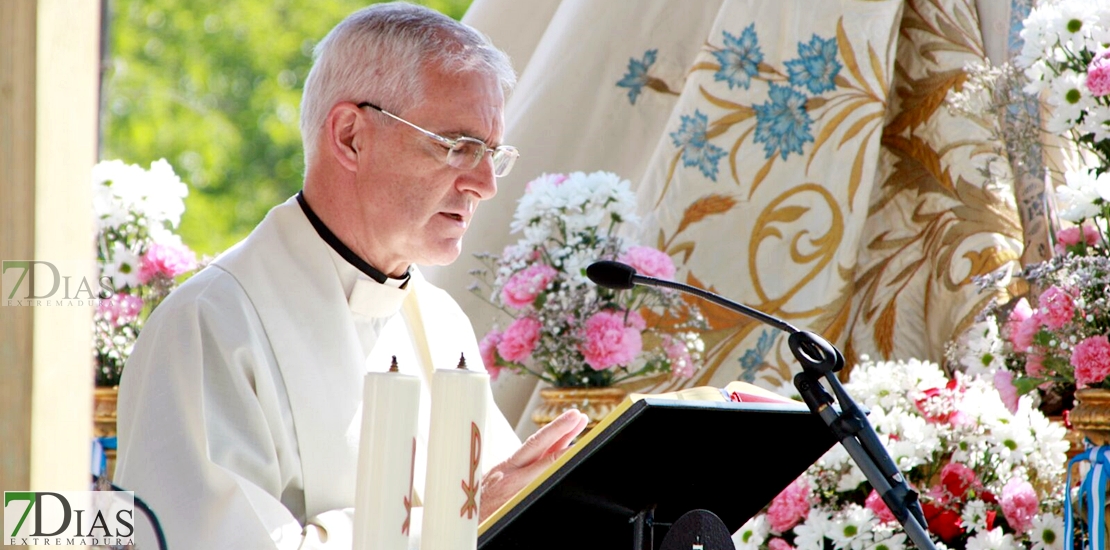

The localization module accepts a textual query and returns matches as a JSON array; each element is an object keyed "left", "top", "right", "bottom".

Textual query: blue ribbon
[{"left": 1066, "top": 446, "right": 1110, "bottom": 550}]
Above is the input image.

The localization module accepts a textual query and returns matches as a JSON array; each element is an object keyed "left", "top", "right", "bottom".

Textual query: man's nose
[{"left": 459, "top": 154, "right": 497, "bottom": 200}]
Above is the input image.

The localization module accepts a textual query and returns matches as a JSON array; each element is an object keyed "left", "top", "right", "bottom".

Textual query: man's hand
[{"left": 478, "top": 409, "right": 589, "bottom": 522}]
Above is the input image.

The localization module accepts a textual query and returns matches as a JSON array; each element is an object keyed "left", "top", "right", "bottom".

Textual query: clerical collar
[{"left": 296, "top": 191, "right": 409, "bottom": 286}]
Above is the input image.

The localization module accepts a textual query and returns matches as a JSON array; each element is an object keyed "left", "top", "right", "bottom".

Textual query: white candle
[
  {"left": 354, "top": 358, "right": 421, "bottom": 550},
  {"left": 421, "top": 355, "right": 488, "bottom": 550}
]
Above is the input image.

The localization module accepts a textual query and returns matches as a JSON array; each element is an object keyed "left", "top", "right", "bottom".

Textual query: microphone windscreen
[{"left": 586, "top": 261, "right": 637, "bottom": 290}]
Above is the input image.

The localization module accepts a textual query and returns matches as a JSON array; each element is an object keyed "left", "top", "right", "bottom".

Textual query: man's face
[{"left": 352, "top": 66, "right": 504, "bottom": 275}]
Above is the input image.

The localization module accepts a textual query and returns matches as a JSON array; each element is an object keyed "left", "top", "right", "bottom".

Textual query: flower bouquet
[
  {"left": 948, "top": 1, "right": 1110, "bottom": 415},
  {"left": 470, "top": 171, "right": 707, "bottom": 388},
  {"left": 93, "top": 159, "right": 199, "bottom": 387},
  {"left": 1016, "top": 0, "right": 1110, "bottom": 167},
  {"left": 734, "top": 358, "right": 1068, "bottom": 550}
]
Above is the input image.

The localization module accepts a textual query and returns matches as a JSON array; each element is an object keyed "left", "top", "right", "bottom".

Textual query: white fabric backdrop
[{"left": 426, "top": 0, "right": 1038, "bottom": 437}]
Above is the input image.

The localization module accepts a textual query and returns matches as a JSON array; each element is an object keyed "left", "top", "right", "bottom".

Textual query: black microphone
[
  {"left": 586, "top": 260, "right": 799, "bottom": 338},
  {"left": 585, "top": 260, "right": 935, "bottom": 550}
]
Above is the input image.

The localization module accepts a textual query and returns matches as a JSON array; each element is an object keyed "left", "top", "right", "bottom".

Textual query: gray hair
[{"left": 300, "top": 2, "right": 515, "bottom": 169}]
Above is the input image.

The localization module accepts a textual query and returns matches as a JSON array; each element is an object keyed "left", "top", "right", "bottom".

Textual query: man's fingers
[
  {"left": 548, "top": 412, "right": 588, "bottom": 453},
  {"left": 510, "top": 410, "right": 589, "bottom": 466}
]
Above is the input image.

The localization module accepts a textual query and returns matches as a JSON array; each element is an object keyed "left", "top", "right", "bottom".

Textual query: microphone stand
[{"left": 626, "top": 274, "right": 937, "bottom": 550}]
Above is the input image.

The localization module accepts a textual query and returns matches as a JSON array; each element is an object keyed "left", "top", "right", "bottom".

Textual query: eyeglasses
[{"left": 358, "top": 101, "right": 519, "bottom": 178}]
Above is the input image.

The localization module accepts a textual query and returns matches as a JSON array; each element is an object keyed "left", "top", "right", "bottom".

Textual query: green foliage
[{"left": 102, "top": 0, "right": 474, "bottom": 256}]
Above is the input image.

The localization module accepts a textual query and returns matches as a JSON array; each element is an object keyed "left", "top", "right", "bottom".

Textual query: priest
[{"left": 113, "top": 3, "right": 588, "bottom": 548}]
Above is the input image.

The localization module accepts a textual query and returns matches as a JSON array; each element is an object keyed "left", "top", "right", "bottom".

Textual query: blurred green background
[{"left": 101, "top": 0, "right": 474, "bottom": 256}]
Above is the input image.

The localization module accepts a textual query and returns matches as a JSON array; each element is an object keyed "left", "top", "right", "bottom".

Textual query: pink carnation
[
  {"left": 663, "top": 336, "right": 695, "bottom": 379},
  {"left": 1087, "top": 50, "right": 1110, "bottom": 97},
  {"left": 579, "top": 310, "right": 643, "bottom": 371},
  {"left": 497, "top": 317, "right": 542, "bottom": 363},
  {"left": 1025, "top": 353, "right": 1045, "bottom": 378},
  {"left": 993, "top": 369, "right": 1019, "bottom": 414},
  {"left": 1008, "top": 298, "right": 1033, "bottom": 324},
  {"left": 619, "top": 246, "right": 676, "bottom": 280},
  {"left": 1037, "top": 286, "right": 1075, "bottom": 330},
  {"left": 1000, "top": 479, "right": 1038, "bottom": 532},
  {"left": 501, "top": 263, "right": 557, "bottom": 309},
  {"left": 1072, "top": 335, "right": 1110, "bottom": 387},
  {"left": 1055, "top": 224, "right": 1101, "bottom": 254},
  {"left": 865, "top": 489, "right": 897, "bottom": 524},
  {"left": 1009, "top": 314, "right": 1040, "bottom": 353},
  {"left": 479, "top": 329, "right": 503, "bottom": 381},
  {"left": 767, "top": 477, "right": 811, "bottom": 533},
  {"left": 768, "top": 538, "right": 795, "bottom": 550},
  {"left": 97, "top": 292, "right": 144, "bottom": 327},
  {"left": 138, "top": 241, "right": 197, "bottom": 284}
]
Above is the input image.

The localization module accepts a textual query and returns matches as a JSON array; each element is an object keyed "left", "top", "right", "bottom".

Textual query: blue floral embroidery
[
  {"left": 616, "top": 49, "right": 658, "bottom": 105},
  {"left": 753, "top": 83, "right": 814, "bottom": 160},
  {"left": 738, "top": 330, "right": 776, "bottom": 382},
  {"left": 784, "top": 34, "right": 841, "bottom": 95},
  {"left": 712, "top": 24, "right": 763, "bottom": 90},
  {"left": 670, "top": 110, "right": 727, "bottom": 181}
]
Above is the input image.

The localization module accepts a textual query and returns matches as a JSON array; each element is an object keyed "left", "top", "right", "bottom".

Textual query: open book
[{"left": 478, "top": 382, "right": 837, "bottom": 549}]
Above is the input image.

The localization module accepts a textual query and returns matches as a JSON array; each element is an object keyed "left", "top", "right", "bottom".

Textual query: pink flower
[
  {"left": 497, "top": 317, "right": 542, "bottom": 363},
  {"left": 766, "top": 477, "right": 810, "bottom": 533},
  {"left": 663, "top": 336, "right": 695, "bottom": 379},
  {"left": 619, "top": 246, "right": 676, "bottom": 280},
  {"left": 138, "top": 241, "right": 197, "bottom": 284},
  {"left": 1008, "top": 298, "right": 1033, "bottom": 324},
  {"left": 1037, "top": 286, "right": 1075, "bottom": 330},
  {"left": 479, "top": 329, "right": 503, "bottom": 381},
  {"left": 993, "top": 369, "right": 1019, "bottom": 414},
  {"left": 524, "top": 172, "right": 569, "bottom": 192},
  {"left": 97, "top": 292, "right": 144, "bottom": 327},
  {"left": 501, "top": 263, "right": 557, "bottom": 309},
  {"left": 1025, "top": 353, "right": 1045, "bottom": 378},
  {"left": 1009, "top": 314, "right": 1040, "bottom": 353},
  {"left": 1000, "top": 479, "right": 1038, "bottom": 532},
  {"left": 940, "top": 462, "right": 978, "bottom": 499},
  {"left": 1072, "top": 335, "right": 1110, "bottom": 387},
  {"left": 768, "top": 538, "right": 795, "bottom": 550},
  {"left": 1088, "top": 50, "right": 1110, "bottom": 97},
  {"left": 578, "top": 310, "right": 643, "bottom": 371},
  {"left": 1055, "top": 224, "right": 1100, "bottom": 254},
  {"left": 865, "top": 489, "right": 897, "bottom": 524}
]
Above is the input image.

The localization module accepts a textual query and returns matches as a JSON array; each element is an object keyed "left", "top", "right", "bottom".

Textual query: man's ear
[{"left": 324, "top": 102, "right": 367, "bottom": 172}]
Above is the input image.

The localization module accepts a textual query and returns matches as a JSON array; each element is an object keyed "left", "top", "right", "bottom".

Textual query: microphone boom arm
[{"left": 593, "top": 265, "right": 937, "bottom": 550}]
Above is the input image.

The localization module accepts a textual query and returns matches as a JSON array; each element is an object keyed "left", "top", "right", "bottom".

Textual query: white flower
[
  {"left": 960, "top": 318, "right": 1004, "bottom": 376},
  {"left": 732, "top": 513, "right": 769, "bottom": 550},
  {"left": 961, "top": 499, "right": 990, "bottom": 534},
  {"left": 793, "top": 510, "right": 832, "bottom": 550},
  {"left": 1029, "top": 514, "right": 1065, "bottom": 550},
  {"left": 102, "top": 241, "right": 142, "bottom": 290},
  {"left": 140, "top": 159, "right": 188, "bottom": 227},
  {"left": 866, "top": 529, "right": 906, "bottom": 550},
  {"left": 828, "top": 506, "right": 876, "bottom": 550},
  {"left": 1045, "top": 70, "right": 1092, "bottom": 133},
  {"left": 1055, "top": 169, "right": 1108, "bottom": 222},
  {"left": 1079, "top": 104, "right": 1110, "bottom": 142},
  {"left": 966, "top": 527, "right": 1019, "bottom": 550}
]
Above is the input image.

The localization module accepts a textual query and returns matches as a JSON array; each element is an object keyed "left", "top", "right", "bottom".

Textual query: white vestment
[{"left": 115, "top": 196, "right": 520, "bottom": 549}]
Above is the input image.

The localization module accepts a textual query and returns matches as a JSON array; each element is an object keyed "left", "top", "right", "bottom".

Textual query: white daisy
[
  {"left": 829, "top": 507, "right": 876, "bottom": 550},
  {"left": 966, "top": 527, "right": 1018, "bottom": 550},
  {"left": 101, "top": 241, "right": 143, "bottom": 290},
  {"left": 732, "top": 514, "right": 770, "bottom": 550},
  {"left": 1029, "top": 514, "right": 1065, "bottom": 550},
  {"left": 793, "top": 510, "right": 833, "bottom": 550}
]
